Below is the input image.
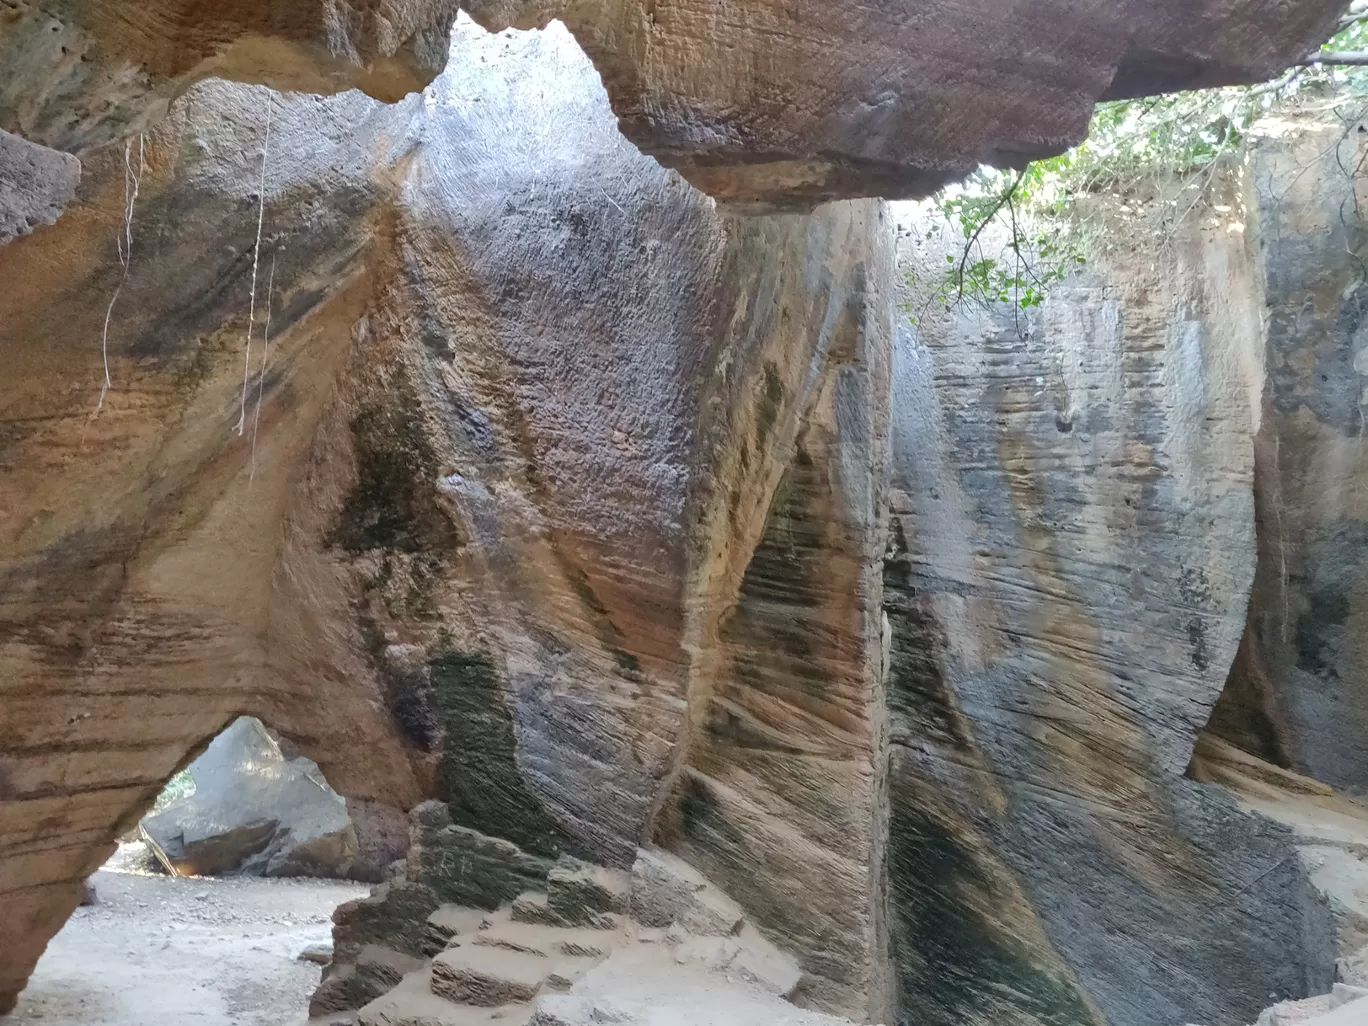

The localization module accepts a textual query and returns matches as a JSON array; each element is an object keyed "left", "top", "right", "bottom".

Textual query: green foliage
[
  {"left": 914, "top": 167, "right": 1087, "bottom": 321},
  {"left": 153, "top": 769, "right": 196, "bottom": 811},
  {"left": 910, "top": 14, "right": 1368, "bottom": 320}
]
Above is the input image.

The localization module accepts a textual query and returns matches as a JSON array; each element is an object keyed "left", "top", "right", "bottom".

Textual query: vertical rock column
[
  {"left": 1208, "top": 118, "right": 1368, "bottom": 792},
  {"left": 885, "top": 193, "right": 1334, "bottom": 1026},
  {"left": 658, "top": 202, "right": 896, "bottom": 1020}
]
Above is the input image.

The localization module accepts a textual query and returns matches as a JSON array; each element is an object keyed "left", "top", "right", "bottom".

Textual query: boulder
[
  {"left": 140, "top": 716, "right": 358, "bottom": 878},
  {"left": 0, "top": 129, "right": 79, "bottom": 245}
]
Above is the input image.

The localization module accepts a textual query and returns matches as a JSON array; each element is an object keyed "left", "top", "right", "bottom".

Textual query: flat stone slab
[
  {"left": 473, "top": 918, "right": 620, "bottom": 960},
  {"left": 430, "top": 945, "right": 549, "bottom": 1006}
]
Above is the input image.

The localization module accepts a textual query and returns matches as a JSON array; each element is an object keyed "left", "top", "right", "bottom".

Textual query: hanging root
[
  {"left": 236, "top": 92, "right": 273, "bottom": 437},
  {"left": 94, "top": 134, "right": 145, "bottom": 415},
  {"left": 248, "top": 251, "right": 277, "bottom": 486}
]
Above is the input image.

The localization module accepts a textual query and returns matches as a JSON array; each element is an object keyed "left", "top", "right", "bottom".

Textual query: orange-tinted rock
[{"left": 0, "top": 0, "right": 1349, "bottom": 206}]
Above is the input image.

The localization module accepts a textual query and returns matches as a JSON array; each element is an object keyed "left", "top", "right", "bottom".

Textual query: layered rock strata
[
  {"left": 887, "top": 188, "right": 1335, "bottom": 1026},
  {"left": 0, "top": 20, "right": 890, "bottom": 1016},
  {"left": 3, "top": 13, "right": 1368, "bottom": 1026},
  {"left": 0, "top": 0, "right": 1349, "bottom": 207},
  {"left": 464, "top": 0, "right": 1348, "bottom": 208},
  {"left": 1206, "top": 117, "right": 1368, "bottom": 797}
]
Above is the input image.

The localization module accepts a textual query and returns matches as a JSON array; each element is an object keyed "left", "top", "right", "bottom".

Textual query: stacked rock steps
[
  {"left": 473, "top": 910, "right": 622, "bottom": 959},
  {"left": 342, "top": 847, "right": 808, "bottom": 1026},
  {"left": 355, "top": 861, "right": 634, "bottom": 1026},
  {"left": 424, "top": 906, "right": 487, "bottom": 957},
  {"left": 356, "top": 966, "right": 533, "bottom": 1026},
  {"left": 354, "top": 914, "right": 624, "bottom": 1024}
]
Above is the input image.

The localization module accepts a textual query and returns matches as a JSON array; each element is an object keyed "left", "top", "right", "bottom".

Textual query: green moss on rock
[
  {"left": 331, "top": 400, "right": 455, "bottom": 557},
  {"left": 429, "top": 647, "right": 572, "bottom": 859}
]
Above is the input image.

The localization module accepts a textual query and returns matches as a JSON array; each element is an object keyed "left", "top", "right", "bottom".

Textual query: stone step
[
  {"left": 545, "top": 856, "right": 630, "bottom": 926},
  {"left": 424, "top": 905, "right": 487, "bottom": 957},
  {"left": 630, "top": 848, "right": 743, "bottom": 936},
  {"left": 471, "top": 917, "right": 621, "bottom": 960},
  {"left": 509, "top": 892, "right": 554, "bottom": 925},
  {"left": 430, "top": 945, "right": 550, "bottom": 1007},
  {"left": 311, "top": 944, "right": 426, "bottom": 1016},
  {"left": 509, "top": 890, "right": 618, "bottom": 930},
  {"left": 358, "top": 966, "right": 535, "bottom": 1026}
]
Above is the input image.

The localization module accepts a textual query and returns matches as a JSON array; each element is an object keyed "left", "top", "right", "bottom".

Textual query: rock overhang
[{"left": 0, "top": 0, "right": 1351, "bottom": 212}]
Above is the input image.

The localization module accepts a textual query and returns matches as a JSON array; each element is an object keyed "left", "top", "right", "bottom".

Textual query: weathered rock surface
[
  {"left": 0, "top": 0, "right": 461, "bottom": 154},
  {"left": 0, "top": 13, "right": 890, "bottom": 1019},
  {"left": 0, "top": 0, "right": 1348, "bottom": 207},
  {"left": 140, "top": 715, "right": 359, "bottom": 878},
  {"left": 467, "top": 0, "right": 1347, "bottom": 208},
  {"left": 1192, "top": 735, "right": 1368, "bottom": 959},
  {"left": 5, "top": 10, "right": 1368, "bottom": 1026},
  {"left": 0, "top": 129, "right": 80, "bottom": 245},
  {"left": 885, "top": 185, "right": 1335, "bottom": 1026},
  {"left": 1205, "top": 117, "right": 1368, "bottom": 799}
]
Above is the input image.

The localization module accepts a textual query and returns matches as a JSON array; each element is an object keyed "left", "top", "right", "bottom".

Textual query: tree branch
[
  {"left": 953, "top": 171, "right": 1024, "bottom": 305},
  {"left": 1298, "top": 50, "right": 1368, "bottom": 67},
  {"left": 1247, "top": 66, "right": 1303, "bottom": 96}
]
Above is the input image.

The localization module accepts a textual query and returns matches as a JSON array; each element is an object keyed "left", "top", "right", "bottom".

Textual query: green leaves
[{"left": 910, "top": 36, "right": 1368, "bottom": 326}]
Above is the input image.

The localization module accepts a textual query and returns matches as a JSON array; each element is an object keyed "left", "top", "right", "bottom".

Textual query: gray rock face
[
  {"left": 1206, "top": 119, "right": 1368, "bottom": 798},
  {"left": 141, "top": 716, "right": 358, "bottom": 877},
  {"left": 0, "top": 129, "right": 79, "bottom": 245},
  {"left": 885, "top": 193, "right": 1336, "bottom": 1026}
]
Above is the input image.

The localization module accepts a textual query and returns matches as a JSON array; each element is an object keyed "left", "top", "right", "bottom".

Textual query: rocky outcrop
[
  {"left": 1205, "top": 117, "right": 1368, "bottom": 798},
  {"left": 466, "top": 0, "right": 1347, "bottom": 208},
  {"left": 0, "top": 18, "right": 888, "bottom": 1015},
  {"left": 0, "top": 130, "right": 80, "bottom": 246},
  {"left": 3, "top": 7, "right": 1368, "bottom": 1026},
  {"left": 0, "top": 66, "right": 426, "bottom": 1012},
  {"left": 0, "top": 0, "right": 461, "bottom": 153},
  {"left": 140, "top": 715, "right": 360, "bottom": 878},
  {"left": 886, "top": 185, "right": 1336, "bottom": 1026},
  {"left": 0, "top": 1, "right": 1348, "bottom": 207}
]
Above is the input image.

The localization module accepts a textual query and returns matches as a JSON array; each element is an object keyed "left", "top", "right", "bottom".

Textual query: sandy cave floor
[{"left": 7, "top": 843, "right": 368, "bottom": 1026}]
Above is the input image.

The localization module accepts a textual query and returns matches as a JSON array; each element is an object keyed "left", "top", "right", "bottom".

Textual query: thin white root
[
  {"left": 236, "top": 93, "right": 273, "bottom": 437},
  {"left": 94, "top": 134, "right": 145, "bottom": 415},
  {"left": 248, "top": 251, "right": 277, "bottom": 485}
]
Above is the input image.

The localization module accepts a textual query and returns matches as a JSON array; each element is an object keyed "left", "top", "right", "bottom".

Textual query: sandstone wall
[
  {"left": 0, "top": 0, "right": 1347, "bottom": 207},
  {"left": 0, "top": 18, "right": 893, "bottom": 1016},
  {"left": 885, "top": 189, "right": 1336, "bottom": 1026},
  {"left": 3, "top": 13, "right": 1368, "bottom": 1026},
  {"left": 1206, "top": 118, "right": 1368, "bottom": 797},
  {"left": 0, "top": 72, "right": 426, "bottom": 1011}
]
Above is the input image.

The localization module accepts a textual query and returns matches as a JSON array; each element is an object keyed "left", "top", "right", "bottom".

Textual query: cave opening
[{"left": 10, "top": 716, "right": 387, "bottom": 1026}]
